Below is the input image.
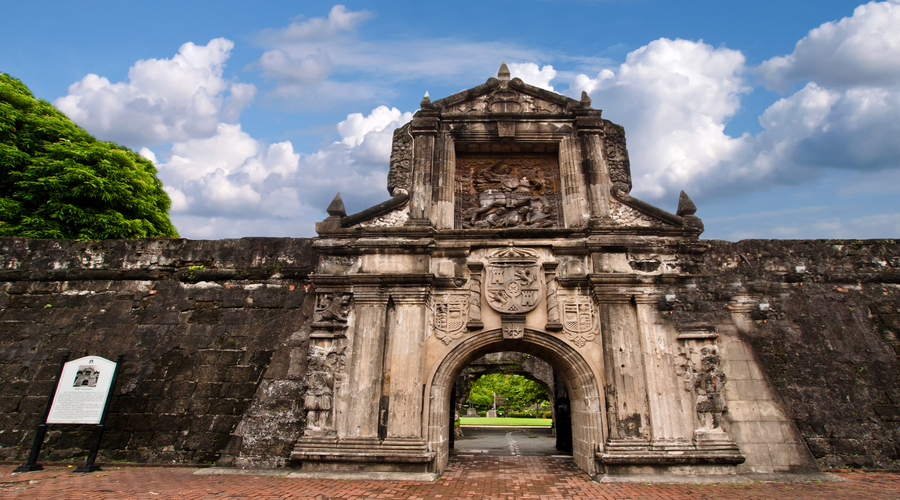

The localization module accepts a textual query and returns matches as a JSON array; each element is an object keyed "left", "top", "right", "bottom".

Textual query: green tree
[
  {"left": 0, "top": 73, "right": 178, "bottom": 240},
  {"left": 469, "top": 373, "right": 549, "bottom": 410}
]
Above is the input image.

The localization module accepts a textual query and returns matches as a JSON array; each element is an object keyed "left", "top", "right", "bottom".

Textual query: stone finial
[
  {"left": 498, "top": 62, "right": 510, "bottom": 81},
  {"left": 581, "top": 91, "right": 592, "bottom": 108},
  {"left": 326, "top": 192, "right": 347, "bottom": 217},
  {"left": 676, "top": 190, "right": 697, "bottom": 217},
  {"left": 421, "top": 91, "right": 431, "bottom": 108}
]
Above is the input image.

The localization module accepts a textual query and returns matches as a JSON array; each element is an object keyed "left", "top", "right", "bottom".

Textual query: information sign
[{"left": 46, "top": 356, "right": 117, "bottom": 425}]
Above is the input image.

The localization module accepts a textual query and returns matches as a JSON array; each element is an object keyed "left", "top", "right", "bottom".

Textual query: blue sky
[{"left": 2, "top": 0, "right": 898, "bottom": 240}]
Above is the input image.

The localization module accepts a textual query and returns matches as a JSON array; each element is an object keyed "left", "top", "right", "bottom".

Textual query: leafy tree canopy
[
  {"left": 0, "top": 73, "right": 178, "bottom": 240},
  {"left": 468, "top": 373, "right": 549, "bottom": 409}
]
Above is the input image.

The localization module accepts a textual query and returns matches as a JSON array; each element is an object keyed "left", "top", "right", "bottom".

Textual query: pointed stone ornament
[
  {"left": 420, "top": 90, "right": 433, "bottom": 109},
  {"left": 676, "top": 190, "right": 697, "bottom": 217},
  {"left": 498, "top": 62, "right": 510, "bottom": 81},
  {"left": 581, "top": 91, "right": 592, "bottom": 109},
  {"left": 326, "top": 192, "right": 347, "bottom": 217}
]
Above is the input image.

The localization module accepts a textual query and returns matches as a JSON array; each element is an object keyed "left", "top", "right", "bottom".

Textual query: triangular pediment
[{"left": 432, "top": 76, "right": 584, "bottom": 117}]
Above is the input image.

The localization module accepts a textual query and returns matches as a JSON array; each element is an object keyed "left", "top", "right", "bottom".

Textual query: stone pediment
[
  {"left": 431, "top": 64, "right": 584, "bottom": 118},
  {"left": 315, "top": 63, "right": 702, "bottom": 238}
]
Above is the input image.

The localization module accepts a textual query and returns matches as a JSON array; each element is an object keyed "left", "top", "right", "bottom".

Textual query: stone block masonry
[
  {"left": 0, "top": 236, "right": 898, "bottom": 471},
  {"left": 0, "top": 237, "right": 316, "bottom": 466}
]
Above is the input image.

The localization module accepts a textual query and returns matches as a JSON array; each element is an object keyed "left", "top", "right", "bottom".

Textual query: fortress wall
[
  {"left": 0, "top": 237, "right": 316, "bottom": 465},
  {"left": 0, "top": 237, "right": 897, "bottom": 469},
  {"left": 677, "top": 239, "right": 900, "bottom": 469}
]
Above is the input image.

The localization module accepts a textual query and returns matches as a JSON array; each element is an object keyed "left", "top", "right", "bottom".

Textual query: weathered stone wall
[
  {"left": 0, "top": 237, "right": 897, "bottom": 470},
  {"left": 0, "top": 237, "right": 316, "bottom": 465},
  {"left": 674, "top": 239, "right": 900, "bottom": 469}
]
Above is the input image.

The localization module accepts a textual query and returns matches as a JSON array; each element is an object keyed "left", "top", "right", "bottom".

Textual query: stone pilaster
[
  {"left": 385, "top": 288, "right": 429, "bottom": 441},
  {"left": 544, "top": 262, "right": 562, "bottom": 331},
  {"left": 431, "top": 132, "right": 455, "bottom": 229},
  {"left": 594, "top": 289, "right": 651, "bottom": 448},
  {"left": 337, "top": 288, "right": 388, "bottom": 440},
  {"left": 633, "top": 292, "right": 691, "bottom": 450},
  {"left": 559, "top": 135, "right": 591, "bottom": 228},
  {"left": 466, "top": 263, "right": 483, "bottom": 330},
  {"left": 409, "top": 112, "right": 439, "bottom": 224},
  {"left": 581, "top": 133, "right": 611, "bottom": 220}
]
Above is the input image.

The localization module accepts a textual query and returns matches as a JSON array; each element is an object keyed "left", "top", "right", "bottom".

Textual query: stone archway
[{"left": 426, "top": 329, "right": 604, "bottom": 475}]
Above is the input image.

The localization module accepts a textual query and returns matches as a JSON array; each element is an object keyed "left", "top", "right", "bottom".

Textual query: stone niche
[{"left": 298, "top": 63, "right": 823, "bottom": 481}]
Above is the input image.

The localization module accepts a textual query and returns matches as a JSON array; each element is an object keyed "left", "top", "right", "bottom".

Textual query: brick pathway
[{"left": 2, "top": 456, "right": 899, "bottom": 499}]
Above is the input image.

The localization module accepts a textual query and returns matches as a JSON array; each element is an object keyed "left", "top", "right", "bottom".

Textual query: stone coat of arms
[
  {"left": 432, "top": 293, "right": 469, "bottom": 345},
  {"left": 561, "top": 295, "right": 597, "bottom": 347},
  {"left": 484, "top": 248, "right": 541, "bottom": 314}
]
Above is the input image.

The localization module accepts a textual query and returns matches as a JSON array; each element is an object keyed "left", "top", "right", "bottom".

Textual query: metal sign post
[
  {"left": 14, "top": 353, "right": 123, "bottom": 474},
  {"left": 14, "top": 353, "right": 69, "bottom": 473}
]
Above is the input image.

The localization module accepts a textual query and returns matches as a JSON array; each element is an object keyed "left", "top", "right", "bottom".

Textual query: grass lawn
[{"left": 459, "top": 417, "right": 552, "bottom": 426}]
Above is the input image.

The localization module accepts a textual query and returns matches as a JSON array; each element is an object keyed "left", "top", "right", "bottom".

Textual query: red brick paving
[{"left": 1, "top": 456, "right": 898, "bottom": 499}]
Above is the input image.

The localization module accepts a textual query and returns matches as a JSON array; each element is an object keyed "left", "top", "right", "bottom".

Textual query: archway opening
[
  {"left": 427, "top": 329, "right": 604, "bottom": 476},
  {"left": 450, "top": 353, "right": 568, "bottom": 457}
]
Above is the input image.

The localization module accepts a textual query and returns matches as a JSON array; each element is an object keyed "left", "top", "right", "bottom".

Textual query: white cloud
[
  {"left": 54, "top": 38, "right": 255, "bottom": 147},
  {"left": 508, "top": 63, "right": 557, "bottom": 91},
  {"left": 759, "top": 0, "right": 900, "bottom": 91},
  {"left": 150, "top": 106, "right": 412, "bottom": 237},
  {"left": 567, "top": 7, "right": 900, "bottom": 206},
  {"left": 568, "top": 38, "right": 751, "bottom": 200},
  {"left": 266, "top": 4, "right": 373, "bottom": 42},
  {"left": 249, "top": 6, "right": 557, "bottom": 106}
]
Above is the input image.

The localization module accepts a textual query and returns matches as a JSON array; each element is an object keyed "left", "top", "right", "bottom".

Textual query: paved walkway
[{"left": 2, "top": 456, "right": 899, "bottom": 499}]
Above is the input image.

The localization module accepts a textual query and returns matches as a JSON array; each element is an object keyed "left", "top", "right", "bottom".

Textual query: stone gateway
[
  {"left": 291, "top": 64, "right": 814, "bottom": 480},
  {"left": 2, "top": 65, "right": 898, "bottom": 480}
]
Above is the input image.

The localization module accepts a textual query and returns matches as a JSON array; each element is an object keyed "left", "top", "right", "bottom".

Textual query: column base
[
  {"left": 597, "top": 436, "right": 745, "bottom": 478},
  {"left": 292, "top": 437, "right": 434, "bottom": 473}
]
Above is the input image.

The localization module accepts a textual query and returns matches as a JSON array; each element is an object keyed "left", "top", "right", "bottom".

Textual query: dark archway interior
[{"left": 449, "top": 351, "right": 572, "bottom": 454}]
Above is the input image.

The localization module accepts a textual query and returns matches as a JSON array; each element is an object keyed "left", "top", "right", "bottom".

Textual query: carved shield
[
  {"left": 563, "top": 296, "right": 595, "bottom": 334},
  {"left": 435, "top": 295, "right": 467, "bottom": 334},
  {"left": 484, "top": 248, "right": 541, "bottom": 314}
]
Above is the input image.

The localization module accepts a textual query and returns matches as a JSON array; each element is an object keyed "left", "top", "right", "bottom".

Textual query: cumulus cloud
[
  {"left": 149, "top": 106, "right": 412, "bottom": 237},
  {"left": 508, "top": 63, "right": 557, "bottom": 91},
  {"left": 759, "top": 0, "right": 900, "bottom": 91},
  {"left": 567, "top": 2, "right": 900, "bottom": 207},
  {"left": 54, "top": 38, "right": 255, "bottom": 147},
  {"left": 569, "top": 38, "right": 751, "bottom": 200}
]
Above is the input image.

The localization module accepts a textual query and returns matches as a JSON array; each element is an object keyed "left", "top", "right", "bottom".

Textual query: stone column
[
  {"left": 431, "top": 131, "right": 455, "bottom": 229},
  {"left": 337, "top": 288, "right": 388, "bottom": 440},
  {"left": 633, "top": 292, "right": 691, "bottom": 450},
  {"left": 384, "top": 288, "right": 429, "bottom": 441},
  {"left": 595, "top": 288, "right": 651, "bottom": 448},
  {"left": 558, "top": 135, "right": 590, "bottom": 228},
  {"left": 581, "top": 133, "right": 611, "bottom": 219}
]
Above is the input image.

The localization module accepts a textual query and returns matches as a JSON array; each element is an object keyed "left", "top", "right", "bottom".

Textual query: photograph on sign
[{"left": 46, "top": 356, "right": 117, "bottom": 425}]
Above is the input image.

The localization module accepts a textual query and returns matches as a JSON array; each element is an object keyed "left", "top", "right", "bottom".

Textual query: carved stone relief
[
  {"left": 386, "top": 123, "right": 412, "bottom": 197},
  {"left": 443, "top": 89, "right": 564, "bottom": 116},
  {"left": 560, "top": 294, "right": 597, "bottom": 347},
  {"left": 303, "top": 342, "right": 347, "bottom": 437},
  {"left": 455, "top": 154, "right": 562, "bottom": 229},
  {"left": 358, "top": 205, "right": 409, "bottom": 228},
  {"left": 676, "top": 330, "right": 731, "bottom": 438},
  {"left": 484, "top": 247, "right": 542, "bottom": 314},
  {"left": 603, "top": 122, "right": 632, "bottom": 191},
  {"left": 430, "top": 293, "right": 470, "bottom": 345},
  {"left": 609, "top": 200, "right": 656, "bottom": 227},
  {"left": 312, "top": 293, "right": 351, "bottom": 334}
]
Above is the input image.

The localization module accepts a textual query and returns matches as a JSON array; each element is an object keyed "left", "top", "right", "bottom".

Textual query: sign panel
[{"left": 46, "top": 356, "right": 117, "bottom": 424}]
